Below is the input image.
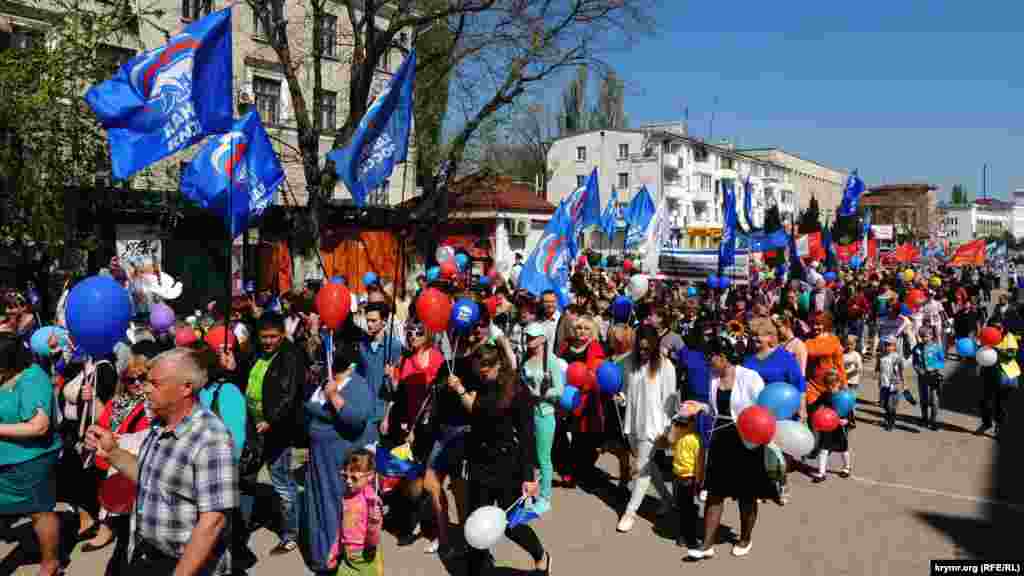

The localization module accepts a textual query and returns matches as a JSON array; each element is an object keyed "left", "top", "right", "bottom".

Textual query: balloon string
[
  {"left": 505, "top": 495, "right": 527, "bottom": 514},
  {"left": 326, "top": 330, "right": 334, "bottom": 385}
]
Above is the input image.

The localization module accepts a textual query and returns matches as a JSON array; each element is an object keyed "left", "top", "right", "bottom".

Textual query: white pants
[{"left": 626, "top": 437, "right": 672, "bottom": 515}]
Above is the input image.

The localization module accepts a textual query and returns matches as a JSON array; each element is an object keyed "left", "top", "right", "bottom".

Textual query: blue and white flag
[
  {"left": 861, "top": 207, "right": 872, "bottom": 259},
  {"left": 742, "top": 177, "right": 761, "bottom": 233},
  {"left": 624, "top": 185, "right": 656, "bottom": 248},
  {"left": 518, "top": 201, "right": 578, "bottom": 309},
  {"left": 564, "top": 168, "right": 602, "bottom": 237},
  {"left": 180, "top": 111, "right": 284, "bottom": 238},
  {"left": 601, "top": 186, "right": 621, "bottom": 239},
  {"left": 85, "top": 8, "right": 233, "bottom": 180},
  {"left": 718, "top": 180, "right": 738, "bottom": 270},
  {"left": 738, "top": 229, "right": 790, "bottom": 252},
  {"left": 839, "top": 170, "right": 866, "bottom": 217},
  {"left": 328, "top": 49, "right": 416, "bottom": 206}
]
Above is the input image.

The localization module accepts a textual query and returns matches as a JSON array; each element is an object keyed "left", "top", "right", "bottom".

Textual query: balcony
[{"left": 663, "top": 153, "right": 680, "bottom": 169}]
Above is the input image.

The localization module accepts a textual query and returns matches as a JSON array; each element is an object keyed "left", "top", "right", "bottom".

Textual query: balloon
[
  {"left": 719, "top": 276, "right": 731, "bottom": 290},
  {"left": 464, "top": 505, "right": 507, "bottom": 550},
  {"left": 707, "top": 274, "right": 719, "bottom": 289},
  {"left": 330, "top": 276, "right": 344, "bottom": 284},
  {"left": 440, "top": 260, "right": 458, "bottom": 278},
  {"left": 66, "top": 276, "right": 133, "bottom": 357},
  {"left": 596, "top": 361, "right": 623, "bottom": 395},
  {"left": 450, "top": 298, "right": 481, "bottom": 333},
  {"left": 416, "top": 288, "right": 452, "bottom": 333},
  {"left": 611, "top": 296, "right": 633, "bottom": 323},
  {"left": 907, "top": 289, "right": 927, "bottom": 309},
  {"left": 316, "top": 283, "right": 352, "bottom": 330},
  {"left": 435, "top": 245, "right": 455, "bottom": 264},
  {"left": 900, "top": 303, "right": 912, "bottom": 316},
  {"left": 980, "top": 326, "right": 1003, "bottom": 347},
  {"left": 903, "top": 269, "right": 915, "bottom": 282},
  {"left": 566, "top": 361, "right": 594, "bottom": 391},
  {"left": 1001, "top": 371, "right": 1019, "bottom": 390},
  {"left": 930, "top": 276, "right": 942, "bottom": 288},
  {"left": 737, "top": 405, "right": 777, "bottom": 446},
  {"left": 686, "top": 286, "right": 698, "bottom": 297},
  {"left": 204, "top": 325, "right": 237, "bottom": 350},
  {"left": 623, "top": 259, "right": 634, "bottom": 272},
  {"left": 849, "top": 255, "right": 862, "bottom": 269},
  {"left": 756, "top": 382, "right": 801, "bottom": 420},
  {"left": 363, "top": 271, "right": 378, "bottom": 287},
  {"left": 479, "top": 275, "right": 491, "bottom": 286},
  {"left": 560, "top": 385, "right": 582, "bottom": 411},
  {"left": 956, "top": 338, "right": 977, "bottom": 357},
  {"left": 30, "top": 326, "right": 67, "bottom": 357},
  {"left": 455, "top": 253, "right": 470, "bottom": 271},
  {"left": 149, "top": 302, "right": 176, "bottom": 332},
  {"left": 798, "top": 291, "right": 810, "bottom": 313},
  {"left": 773, "top": 420, "right": 816, "bottom": 458},
  {"left": 175, "top": 326, "right": 198, "bottom": 347},
  {"left": 824, "top": 271, "right": 837, "bottom": 282},
  {"left": 976, "top": 347, "right": 998, "bottom": 367},
  {"left": 811, "top": 407, "right": 841, "bottom": 432},
  {"left": 832, "top": 389, "right": 857, "bottom": 418},
  {"left": 628, "top": 274, "right": 649, "bottom": 300},
  {"left": 426, "top": 266, "right": 440, "bottom": 283}
]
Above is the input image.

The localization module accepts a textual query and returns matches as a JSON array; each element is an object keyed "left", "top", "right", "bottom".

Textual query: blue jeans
[{"left": 269, "top": 447, "right": 298, "bottom": 541}]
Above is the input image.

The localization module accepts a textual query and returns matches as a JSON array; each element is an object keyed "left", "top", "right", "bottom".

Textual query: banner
[
  {"left": 116, "top": 224, "right": 163, "bottom": 314},
  {"left": 870, "top": 225, "right": 893, "bottom": 241},
  {"left": 949, "top": 239, "right": 986, "bottom": 267}
]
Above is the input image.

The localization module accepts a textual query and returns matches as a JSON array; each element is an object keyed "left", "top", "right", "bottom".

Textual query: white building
[
  {"left": 939, "top": 198, "right": 1012, "bottom": 247},
  {"left": 1013, "top": 188, "right": 1024, "bottom": 240},
  {"left": 546, "top": 124, "right": 797, "bottom": 251}
]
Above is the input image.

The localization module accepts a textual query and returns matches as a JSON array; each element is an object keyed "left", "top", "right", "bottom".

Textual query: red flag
[
  {"left": 835, "top": 243, "right": 859, "bottom": 262},
  {"left": 949, "top": 239, "right": 986, "bottom": 267},
  {"left": 894, "top": 243, "right": 920, "bottom": 263}
]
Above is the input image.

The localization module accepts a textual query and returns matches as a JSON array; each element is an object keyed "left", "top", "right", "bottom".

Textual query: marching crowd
[{"left": 0, "top": 255, "right": 1018, "bottom": 576}]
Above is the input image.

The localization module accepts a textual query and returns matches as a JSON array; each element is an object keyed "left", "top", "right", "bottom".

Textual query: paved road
[{"left": 3, "top": 355, "right": 1021, "bottom": 575}]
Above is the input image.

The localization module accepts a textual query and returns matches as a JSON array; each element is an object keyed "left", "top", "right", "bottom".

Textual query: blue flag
[
  {"left": 518, "top": 201, "right": 577, "bottom": 308},
  {"left": 328, "top": 49, "right": 416, "bottom": 206},
  {"left": 823, "top": 225, "right": 836, "bottom": 270},
  {"left": 564, "top": 168, "right": 602, "bottom": 236},
  {"left": 624, "top": 185, "right": 656, "bottom": 248},
  {"left": 375, "top": 446, "right": 424, "bottom": 479},
  {"left": 738, "top": 229, "right": 790, "bottom": 252},
  {"left": 601, "top": 186, "right": 620, "bottom": 239},
  {"left": 838, "top": 170, "right": 866, "bottom": 217},
  {"left": 743, "top": 176, "right": 761, "bottom": 233},
  {"left": 180, "top": 111, "right": 284, "bottom": 238},
  {"left": 718, "top": 180, "right": 738, "bottom": 270},
  {"left": 506, "top": 498, "right": 542, "bottom": 528},
  {"left": 85, "top": 8, "right": 233, "bottom": 180}
]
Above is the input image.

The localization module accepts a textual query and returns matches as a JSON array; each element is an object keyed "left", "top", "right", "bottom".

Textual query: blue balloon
[
  {"left": 479, "top": 275, "right": 491, "bottom": 286},
  {"left": 611, "top": 296, "right": 633, "bottom": 323},
  {"left": 832, "top": 389, "right": 857, "bottom": 418},
  {"left": 824, "top": 271, "right": 837, "bottom": 281},
  {"left": 719, "top": 276, "right": 731, "bottom": 290},
  {"left": 455, "top": 253, "right": 470, "bottom": 271},
  {"left": 426, "top": 266, "right": 440, "bottom": 282},
  {"left": 707, "top": 274, "right": 719, "bottom": 289},
  {"left": 450, "top": 298, "right": 480, "bottom": 333},
  {"left": 363, "top": 271, "right": 378, "bottom": 286},
  {"left": 850, "top": 255, "right": 863, "bottom": 269},
  {"left": 687, "top": 286, "right": 698, "bottom": 297},
  {"left": 330, "top": 276, "right": 344, "bottom": 284},
  {"left": 560, "top": 385, "right": 581, "bottom": 411},
  {"left": 66, "top": 276, "right": 132, "bottom": 356},
  {"left": 1002, "top": 371, "right": 1020, "bottom": 390},
  {"left": 30, "top": 326, "right": 67, "bottom": 358},
  {"left": 956, "top": 338, "right": 977, "bottom": 357},
  {"left": 596, "top": 361, "right": 623, "bottom": 395},
  {"left": 900, "top": 303, "right": 912, "bottom": 316},
  {"left": 756, "top": 381, "right": 801, "bottom": 420}
]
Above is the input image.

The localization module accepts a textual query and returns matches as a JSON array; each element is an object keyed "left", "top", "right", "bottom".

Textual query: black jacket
[{"left": 256, "top": 339, "right": 307, "bottom": 446}]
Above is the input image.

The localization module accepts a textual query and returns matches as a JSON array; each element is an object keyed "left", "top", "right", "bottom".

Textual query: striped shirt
[{"left": 130, "top": 404, "right": 238, "bottom": 575}]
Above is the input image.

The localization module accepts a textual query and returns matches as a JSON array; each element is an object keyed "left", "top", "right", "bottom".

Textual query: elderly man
[{"left": 86, "top": 348, "right": 238, "bottom": 575}]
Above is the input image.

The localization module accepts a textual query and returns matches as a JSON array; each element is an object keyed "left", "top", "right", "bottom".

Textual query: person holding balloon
[
  {"left": 558, "top": 315, "right": 606, "bottom": 488},
  {"left": 519, "top": 322, "right": 567, "bottom": 514},
  {"left": 809, "top": 370, "right": 851, "bottom": 482}
]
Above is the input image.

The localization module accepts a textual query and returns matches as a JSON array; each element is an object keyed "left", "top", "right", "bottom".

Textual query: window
[
  {"left": 317, "top": 13, "right": 337, "bottom": 57},
  {"left": 315, "top": 89, "right": 336, "bottom": 132},
  {"left": 182, "top": 0, "right": 211, "bottom": 20},
  {"left": 698, "top": 173, "right": 713, "bottom": 195},
  {"left": 720, "top": 156, "right": 735, "bottom": 170},
  {"left": 662, "top": 141, "right": 671, "bottom": 153},
  {"left": 576, "top": 146, "right": 586, "bottom": 162},
  {"left": 253, "top": 2, "right": 284, "bottom": 42},
  {"left": 617, "top": 172, "right": 629, "bottom": 189},
  {"left": 618, "top": 143, "right": 629, "bottom": 159},
  {"left": 576, "top": 175, "right": 586, "bottom": 188},
  {"left": 96, "top": 44, "right": 135, "bottom": 81},
  {"left": 253, "top": 77, "right": 281, "bottom": 125}
]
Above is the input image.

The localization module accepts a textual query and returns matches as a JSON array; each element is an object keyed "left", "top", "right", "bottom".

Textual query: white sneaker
[
  {"left": 616, "top": 513, "right": 636, "bottom": 533},
  {"left": 688, "top": 546, "right": 714, "bottom": 559},
  {"left": 732, "top": 542, "right": 752, "bottom": 557}
]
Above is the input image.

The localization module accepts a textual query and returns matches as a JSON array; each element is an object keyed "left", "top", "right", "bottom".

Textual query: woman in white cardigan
[
  {"left": 690, "top": 336, "right": 775, "bottom": 560},
  {"left": 617, "top": 325, "right": 677, "bottom": 533}
]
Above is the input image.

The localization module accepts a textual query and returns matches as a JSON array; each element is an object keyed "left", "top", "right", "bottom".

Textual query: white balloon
[
  {"left": 628, "top": 274, "right": 649, "bottom": 300},
  {"left": 976, "top": 347, "right": 998, "bottom": 367},
  {"left": 772, "top": 420, "right": 815, "bottom": 458},
  {"left": 435, "top": 245, "right": 455, "bottom": 264},
  {"left": 464, "top": 505, "right": 507, "bottom": 550}
]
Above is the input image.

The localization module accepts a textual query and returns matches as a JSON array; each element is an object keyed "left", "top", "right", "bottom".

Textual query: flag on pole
[
  {"left": 564, "top": 168, "right": 602, "bottom": 237},
  {"left": 328, "top": 49, "right": 416, "bottom": 206},
  {"left": 742, "top": 177, "right": 761, "bottom": 232},
  {"left": 601, "top": 186, "right": 621, "bottom": 239},
  {"left": 180, "top": 111, "right": 284, "bottom": 238},
  {"left": 839, "top": 170, "right": 866, "bottom": 217},
  {"left": 949, "top": 239, "right": 986, "bottom": 267},
  {"left": 642, "top": 196, "right": 668, "bottom": 275},
  {"left": 85, "top": 8, "right": 233, "bottom": 180},
  {"left": 718, "top": 180, "right": 738, "bottom": 270},
  {"left": 517, "top": 201, "right": 578, "bottom": 308},
  {"left": 624, "top": 185, "right": 656, "bottom": 248}
]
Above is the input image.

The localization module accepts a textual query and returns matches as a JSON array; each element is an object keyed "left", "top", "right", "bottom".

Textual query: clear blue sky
[{"left": 595, "top": 0, "right": 1024, "bottom": 201}]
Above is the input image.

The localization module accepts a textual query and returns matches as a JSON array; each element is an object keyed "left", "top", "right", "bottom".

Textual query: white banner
[
  {"left": 870, "top": 225, "right": 894, "bottom": 240},
  {"left": 116, "top": 224, "right": 163, "bottom": 314}
]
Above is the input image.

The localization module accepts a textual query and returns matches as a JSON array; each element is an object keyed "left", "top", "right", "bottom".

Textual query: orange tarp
[
  {"left": 320, "top": 229, "right": 404, "bottom": 294},
  {"left": 258, "top": 240, "right": 293, "bottom": 293}
]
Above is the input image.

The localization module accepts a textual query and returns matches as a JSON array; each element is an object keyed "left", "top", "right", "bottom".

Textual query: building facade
[
  {"left": 1013, "top": 188, "right": 1024, "bottom": 240},
  {"left": 546, "top": 125, "right": 798, "bottom": 251},
  {"left": 940, "top": 198, "right": 1012, "bottom": 247},
  {"left": 861, "top": 184, "right": 940, "bottom": 243},
  {"left": 739, "top": 147, "right": 848, "bottom": 222}
]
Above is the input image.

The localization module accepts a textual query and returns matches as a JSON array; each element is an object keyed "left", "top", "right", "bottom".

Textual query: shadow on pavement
[{"left": 939, "top": 360, "right": 983, "bottom": 420}]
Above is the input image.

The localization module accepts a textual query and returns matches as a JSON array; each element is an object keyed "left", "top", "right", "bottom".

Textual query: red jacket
[
  {"left": 95, "top": 399, "right": 150, "bottom": 472},
  {"left": 560, "top": 340, "right": 606, "bottom": 433}
]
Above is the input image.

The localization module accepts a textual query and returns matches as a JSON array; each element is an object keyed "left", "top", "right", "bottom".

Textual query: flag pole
[{"left": 225, "top": 136, "right": 233, "bottom": 350}]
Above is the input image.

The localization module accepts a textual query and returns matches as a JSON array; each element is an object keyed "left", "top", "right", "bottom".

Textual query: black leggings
[
  {"left": 105, "top": 515, "right": 131, "bottom": 576},
  {"left": 465, "top": 478, "right": 544, "bottom": 574}
]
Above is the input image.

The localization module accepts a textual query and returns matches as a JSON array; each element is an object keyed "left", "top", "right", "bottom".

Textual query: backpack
[{"left": 210, "top": 380, "right": 264, "bottom": 478}]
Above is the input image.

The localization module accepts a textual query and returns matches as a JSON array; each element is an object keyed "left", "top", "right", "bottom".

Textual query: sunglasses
[{"left": 121, "top": 375, "right": 146, "bottom": 386}]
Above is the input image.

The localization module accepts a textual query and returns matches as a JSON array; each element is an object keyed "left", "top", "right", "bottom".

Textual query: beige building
[{"left": 740, "top": 147, "right": 847, "bottom": 223}]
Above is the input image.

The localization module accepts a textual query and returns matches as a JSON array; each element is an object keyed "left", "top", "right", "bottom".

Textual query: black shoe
[
  {"left": 532, "top": 552, "right": 552, "bottom": 575},
  {"left": 903, "top": 390, "right": 917, "bottom": 405},
  {"left": 929, "top": 423, "right": 940, "bottom": 431},
  {"left": 974, "top": 423, "right": 992, "bottom": 436},
  {"left": 396, "top": 531, "right": 418, "bottom": 547}
]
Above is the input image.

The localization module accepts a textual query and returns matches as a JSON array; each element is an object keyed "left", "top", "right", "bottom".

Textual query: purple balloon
[{"left": 149, "top": 303, "right": 176, "bottom": 332}]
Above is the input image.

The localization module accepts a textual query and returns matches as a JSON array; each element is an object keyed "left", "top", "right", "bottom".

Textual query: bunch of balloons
[
  {"left": 956, "top": 338, "right": 977, "bottom": 358},
  {"left": 747, "top": 381, "right": 816, "bottom": 458}
]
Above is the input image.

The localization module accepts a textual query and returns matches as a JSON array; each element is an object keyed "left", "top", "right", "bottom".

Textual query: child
[
  {"left": 842, "top": 335, "right": 863, "bottom": 429},
  {"left": 669, "top": 411, "right": 703, "bottom": 553},
  {"left": 328, "top": 449, "right": 384, "bottom": 576},
  {"left": 911, "top": 327, "right": 945, "bottom": 431},
  {"left": 878, "top": 336, "right": 903, "bottom": 431},
  {"left": 812, "top": 370, "right": 851, "bottom": 482}
]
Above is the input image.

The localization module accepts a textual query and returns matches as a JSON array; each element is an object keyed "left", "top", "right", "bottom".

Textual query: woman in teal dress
[{"left": 0, "top": 332, "right": 63, "bottom": 576}]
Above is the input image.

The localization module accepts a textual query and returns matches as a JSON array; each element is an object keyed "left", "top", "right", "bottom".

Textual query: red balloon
[
  {"left": 440, "top": 260, "right": 458, "bottom": 278},
  {"left": 566, "top": 361, "right": 594, "bottom": 391},
  {"left": 980, "top": 326, "right": 1003, "bottom": 347},
  {"left": 416, "top": 287, "right": 452, "bottom": 333},
  {"left": 484, "top": 296, "right": 498, "bottom": 319},
  {"left": 811, "top": 407, "right": 841, "bottom": 432},
  {"left": 737, "top": 405, "right": 777, "bottom": 445},
  {"left": 907, "top": 289, "right": 927, "bottom": 309},
  {"left": 623, "top": 259, "right": 634, "bottom": 271},
  {"left": 316, "top": 283, "right": 352, "bottom": 330}
]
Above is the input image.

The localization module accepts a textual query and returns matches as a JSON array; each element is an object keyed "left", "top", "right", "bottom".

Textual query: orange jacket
[{"left": 805, "top": 333, "right": 847, "bottom": 404}]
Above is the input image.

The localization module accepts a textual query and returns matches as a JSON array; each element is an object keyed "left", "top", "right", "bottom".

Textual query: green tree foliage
[
  {"left": 588, "top": 69, "right": 627, "bottom": 130},
  {"left": 559, "top": 65, "right": 588, "bottom": 135},
  {"left": 951, "top": 184, "right": 970, "bottom": 205}
]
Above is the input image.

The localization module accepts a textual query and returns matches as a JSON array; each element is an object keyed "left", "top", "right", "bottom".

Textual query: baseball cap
[
  {"left": 524, "top": 322, "right": 545, "bottom": 339},
  {"left": 672, "top": 412, "right": 692, "bottom": 425}
]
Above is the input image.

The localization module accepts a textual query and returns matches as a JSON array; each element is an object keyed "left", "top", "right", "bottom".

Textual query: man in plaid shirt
[{"left": 87, "top": 348, "right": 238, "bottom": 575}]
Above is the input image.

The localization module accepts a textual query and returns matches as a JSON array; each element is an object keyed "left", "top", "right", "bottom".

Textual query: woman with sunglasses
[
  {"left": 557, "top": 315, "right": 606, "bottom": 488},
  {"left": 454, "top": 342, "right": 551, "bottom": 575}
]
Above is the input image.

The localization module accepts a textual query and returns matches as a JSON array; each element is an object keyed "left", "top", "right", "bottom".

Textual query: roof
[
  {"left": 448, "top": 175, "right": 556, "bottom": 214},
  {"left": 867, "top": 183, "right": 938, "bottom": 193},
  {"left": 738, "top": 147, "right": 847, "bottom": 174},
  {"left": 641, "top": 130, "right": 792, "bottom": 171}
]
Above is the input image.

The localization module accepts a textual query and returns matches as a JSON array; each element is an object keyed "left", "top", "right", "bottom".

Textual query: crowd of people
[{"left": 0, "top": 254, "right": 1018, "bottom": 576}]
